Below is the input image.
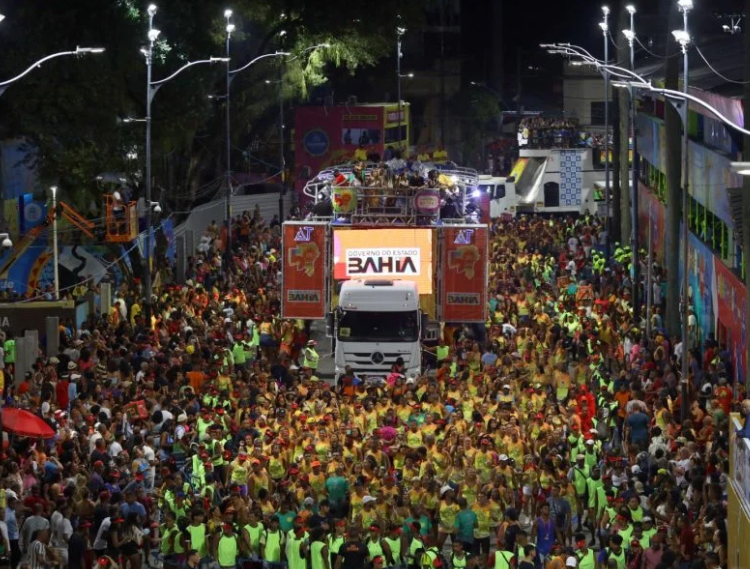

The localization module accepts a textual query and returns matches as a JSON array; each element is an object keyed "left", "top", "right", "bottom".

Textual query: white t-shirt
[
  {"left": 108, "top": 440, "right": 123, "bottom": 458},
  {"left": 93, "top": 518, "right": 111, "bottom": 550},
  {"left": 142, "top": 445, "right": 156, "bottom": 479}
]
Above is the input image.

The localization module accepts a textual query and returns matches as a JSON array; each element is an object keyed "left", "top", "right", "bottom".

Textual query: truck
[
  {"left": 476, "top": 146, "right": 607, "bottom": 218},
  {"left": 328, "top": 279, "right": 426, "bottom": 378},
  {"left": 281, "top": 162, "right": 489, "bottom": 380}
]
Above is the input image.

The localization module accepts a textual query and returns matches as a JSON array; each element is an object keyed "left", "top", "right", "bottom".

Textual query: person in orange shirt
[{"left": 614, "top": 382, "right": 631, "bottom": 421}]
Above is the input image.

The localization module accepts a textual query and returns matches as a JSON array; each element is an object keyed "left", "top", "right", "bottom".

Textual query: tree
[
  {"left": 0, "top": 0, "right": 423, "bottom": 212},
  {"left": 449, "top": 87, "right": 501, "bottom": 168}
]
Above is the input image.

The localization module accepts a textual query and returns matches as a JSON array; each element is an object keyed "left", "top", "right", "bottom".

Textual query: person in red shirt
[
  {"left": 56, "top": 374, "right": 70, "bottom": 410},
  {"left": 714, "top": 377, "right": 732, "bottom": 415}
]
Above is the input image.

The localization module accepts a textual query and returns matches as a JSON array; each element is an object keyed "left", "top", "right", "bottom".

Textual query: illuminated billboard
[{"left": 333, "top": 229, "right": 433, "bottom": 294}]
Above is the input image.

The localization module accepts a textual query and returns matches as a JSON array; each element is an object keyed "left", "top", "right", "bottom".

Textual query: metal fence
[{"left": 173, "top": 192, "right": 291, "bottom": 248}]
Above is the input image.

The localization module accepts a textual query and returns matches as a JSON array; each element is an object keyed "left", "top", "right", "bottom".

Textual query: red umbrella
[{"left": 1, "top": 408, "right": 56, "bottom": 439}]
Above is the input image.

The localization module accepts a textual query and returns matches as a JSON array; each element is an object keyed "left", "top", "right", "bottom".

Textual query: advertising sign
[
  {"left": 413, "top": 189, "right": 441, "bottom": 214},
  {"left": 715, "top": 258, "right": 747, "bottom": 384},
  {"left": 333, "top": 229, "right": 433, "bottom": 293},
  {"left": 440, "top": 226, "right": 488, "bottom": 322},
  {"left": 282, "top": 223, "right": 328, "bottom": 319}
]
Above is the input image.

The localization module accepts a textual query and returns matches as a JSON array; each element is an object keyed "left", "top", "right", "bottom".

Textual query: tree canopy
[{"left": 0, "top": 0, "right": 422, "bottom": 209}]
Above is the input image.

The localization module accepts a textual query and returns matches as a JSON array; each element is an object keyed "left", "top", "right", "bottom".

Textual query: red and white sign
[
  {"left": 439, "top": 226, "right": 488, "bottom": 322},
  {"left": 282, "top": 223, "right": 328, "bottom": 319}
]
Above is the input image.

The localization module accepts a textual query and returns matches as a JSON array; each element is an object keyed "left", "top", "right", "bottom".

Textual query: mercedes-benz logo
[{"left": 371, "top": 352, "right": 385, "bottom": 364}]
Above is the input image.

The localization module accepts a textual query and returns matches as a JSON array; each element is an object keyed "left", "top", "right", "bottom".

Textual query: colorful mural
[
  {"left": 637, "top": 183, "right": 667, "bottom": 266},
  {"left": 678, "top": 230, "right": 716, "bottom": 349},
  {"left": 714, "top": 259, "right": 748, "bottom": 384}
]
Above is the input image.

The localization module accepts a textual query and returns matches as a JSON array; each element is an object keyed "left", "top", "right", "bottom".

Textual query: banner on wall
[
  {"left": 678, "top": 230, "right": 716, "bottom": 348},
  {"left": 637, "top": 183, "right": 667, "bottom": 266},
  {"left": 282, "top": 222, "right": 328, "bottom": 319},
  {"left": 714, "top": 259, "right": 747, "bottom": 384},
  {"left": 438, "top": 226, "right": 488, "bottom": 323}
]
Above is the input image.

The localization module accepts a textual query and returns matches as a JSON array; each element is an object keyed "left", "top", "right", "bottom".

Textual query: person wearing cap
[
  {"left": 303, "top": 340, "right": 319, "bottom": 372},
  {"left": 327, "top": 520, "right": 347, "bottom": 568},
  {"left": 567, "top": 454, "right": 590, "bottom": 533},
  {"left": 69, "top": 519, "right": 91, "bottom": 569},
  {"left": 436, "top": 486, "right": 458, "bottom": 549},
  {"left": 227, "top": 453, "right": 250, "bottom": 498},
  {"left": 364, "top": 523, "right": 389, "bottom": 565},
  {"left": 286, "top": 518, "right": 309, "bottom": 569},
  {"left": 213, "top": 522, "right": 243, "bottom": 569},
  {"left": 573, "top": 532, "right": 595, "bottom": 569}
]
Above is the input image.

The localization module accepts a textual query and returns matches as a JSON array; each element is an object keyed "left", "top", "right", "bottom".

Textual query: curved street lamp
[
  {"left": 0, "top": 46, "right": 105, "bottom": 98},
  {"left": 220, "top": 24, "right": 329, "bottom": 255}
]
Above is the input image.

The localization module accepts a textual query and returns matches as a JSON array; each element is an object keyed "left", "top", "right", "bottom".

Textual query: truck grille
[{"left": 344, "top": 351, "right": 414, "bottom": 371}]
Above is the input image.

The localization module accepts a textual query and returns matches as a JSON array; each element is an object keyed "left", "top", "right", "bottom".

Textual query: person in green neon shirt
[
  {"left": 213, "top": 523, "right": 243, "bottom": 569},
  {"left": 309, "top": 527, "right": 330, "bottom": 569}
]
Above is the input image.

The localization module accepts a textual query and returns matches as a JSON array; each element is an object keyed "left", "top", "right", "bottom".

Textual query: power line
[
  {"left": 694, "top": 43, "right": 750, "bottom": 85},
  {"left": 635, "top": 36, "right": 681, "bottom": 60}
]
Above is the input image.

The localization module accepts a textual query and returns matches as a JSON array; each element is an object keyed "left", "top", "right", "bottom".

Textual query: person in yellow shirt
[
  {"left": 353, "top": 145, "right": 368, "bottom": 162},
  {"left": 432, "top": 144, "right": 448, "bottom": 164}
]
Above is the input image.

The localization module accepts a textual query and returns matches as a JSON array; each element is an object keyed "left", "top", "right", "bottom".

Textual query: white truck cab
[
  {"left": 328, "top": 279, "right": 424, "bottom": 379},
  {"left": 477, "top": 175, "right": 517, "bottom": 218}
]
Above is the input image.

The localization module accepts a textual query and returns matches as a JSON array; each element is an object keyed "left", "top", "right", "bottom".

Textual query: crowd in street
[{"left": 0, "top": 208, "right": 738, "bottom": 569}]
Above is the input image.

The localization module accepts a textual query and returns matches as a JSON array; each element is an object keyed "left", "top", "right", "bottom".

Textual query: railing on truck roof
[{"left": 302, "top": 161, "right": 480, "bottom": 226}]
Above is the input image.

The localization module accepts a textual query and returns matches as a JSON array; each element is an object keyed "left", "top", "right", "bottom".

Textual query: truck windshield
[{"left": 338, "top": 310, "right": 418, "bottom": 342}]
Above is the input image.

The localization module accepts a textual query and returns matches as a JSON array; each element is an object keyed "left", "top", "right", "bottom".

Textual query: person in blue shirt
[
  {"left": 737, "top": 400, "right": 750, "bottom": 439},
  {"left": 4, "top": 492, "right": 20, "bottom": 568}
]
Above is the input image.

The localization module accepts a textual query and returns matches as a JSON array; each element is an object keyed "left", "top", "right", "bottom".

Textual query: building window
[
  {"left": 590, "top": 102, "right": 609, "bottom": 126},
  {"left": 544, "top": 182, "right": 560, "bottom": 207}
]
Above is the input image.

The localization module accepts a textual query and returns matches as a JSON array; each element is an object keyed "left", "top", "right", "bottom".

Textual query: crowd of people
[
  {"left": 0, "top": 207, "right": 739, "bottom": 569},
  {"left": 518, "top": 118, "right": 581, "bottom": 150}
]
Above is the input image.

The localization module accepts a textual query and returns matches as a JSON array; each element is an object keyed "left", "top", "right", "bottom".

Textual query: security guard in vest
[
  {"left": 492, "top": 546, "right": 514, "bottom": 569},
  {"left": 303, "top": 340, "right": 319, "bottom": 372},
  {"left": 602, "top": 534, "right": 627, "bottom": 569},
  {"left": 213, "top": 522, "right": 242, "bottom": 569},
  {"left": 574, "top": 533, "right": 596, "bottom": 569},
  {"left": 450, "top": 541, "right": 470, "bottom": 569}
]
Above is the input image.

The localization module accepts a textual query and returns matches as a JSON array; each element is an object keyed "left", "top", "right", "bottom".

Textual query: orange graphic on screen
[
  {"left": 288, "top": 243, "right": 321, "bottom": 277},
  {"left": 448, "top": 245, "right": 480, "bottom": 279}
]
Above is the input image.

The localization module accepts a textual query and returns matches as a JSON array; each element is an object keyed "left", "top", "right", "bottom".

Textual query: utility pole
[
  {"left": 602, "top": 7, "right": 611, "bottom": 255},
  {"left": 224, "top": 10, "right": 234, "bottom": 270},
  {"left": 516, "top": 50, "right": 523, "bottom": 132},
  {"left": 278, "top": 61, "right": 285, "bottom": 221},
  {"left": 664, "top": 1, "right": 682, "bottom": 338},
  {"left": 625, "top": 5, "right": 641, "bottom": 325},
  {"left": 617, "top": 8, "right": 631, "bottom": 249}
]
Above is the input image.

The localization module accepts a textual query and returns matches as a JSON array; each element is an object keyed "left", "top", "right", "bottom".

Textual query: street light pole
[
  {"left": 50, "top": 186, "right": 59, "bottom": 300},
  {"left": 601, "top": 7, "right": 611, "bottom": 256},
  {"left": 144, "top": 4, "right": 157, "bottom": 326},
  {"left": 674, "top": 0, "right": 692, "bottom": 422},
  {"left": 278, "top": 59, "right": 286, "bottom": 222},
  {"left": 142, "top": 4, "right": 227, "bottom": 324},
  {"left": 624, "top": 4, "right": 640, "bottom": 325},
  {"left": 397, "top": 26, "right": 405, "bottom": 153},
  {"left": 0, "top": 45, "right": 105, "bottom": 231},
  {"left": 224, "top": 10, "right": 234, "bottom": 270}
]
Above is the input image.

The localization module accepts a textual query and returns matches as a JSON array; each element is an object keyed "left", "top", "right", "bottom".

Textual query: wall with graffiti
[{"left": 637, "top": 182, "right": 667, "bottom": 267}]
